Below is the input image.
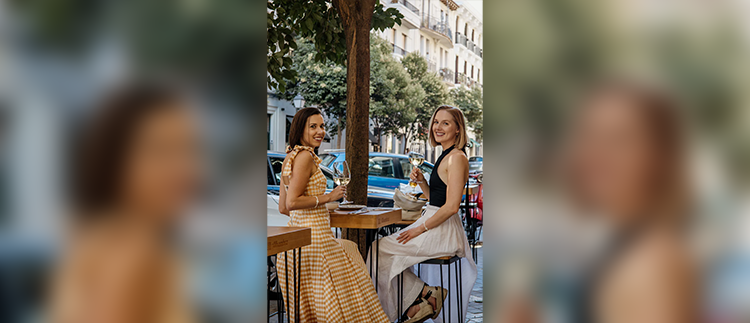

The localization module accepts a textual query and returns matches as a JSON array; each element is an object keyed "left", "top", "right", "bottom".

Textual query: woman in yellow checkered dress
[{"left": 276, "top": 107, "right": 389, "bottom": 322}]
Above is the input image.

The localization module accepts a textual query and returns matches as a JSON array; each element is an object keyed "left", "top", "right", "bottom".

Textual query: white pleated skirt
[{"left": 368, "top": 205, "right": 478, "bottom": 322}]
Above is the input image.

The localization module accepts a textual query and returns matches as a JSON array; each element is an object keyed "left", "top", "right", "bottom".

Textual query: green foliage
[
  {"left": 451, "top": 86, "right": 484, "bottom": 141},
  {"left": 280, "top": 38, "right": 348, "bottom": 136},
  {"left": 401, "top": 52, "right": 451, "bottom": 142},
  {"left": 369, "top": 35, "right": 425, "bottom": 151},
  {"left": 267, "top": 0, "right": 402, "bottom": 92}
]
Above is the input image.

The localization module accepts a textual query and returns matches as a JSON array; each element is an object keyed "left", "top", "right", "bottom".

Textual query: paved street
[
  {"left": 270, "top": 241, "right": 483, "bottom": 323},
  {"left": 466, "top": 246, "right": 483, "bottom": 322}
]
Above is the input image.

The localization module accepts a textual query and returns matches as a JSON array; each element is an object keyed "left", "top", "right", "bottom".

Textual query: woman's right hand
[
  {"left": 410, "top": 167, "right": 425, "bottom": 183},
  {"left": 327, "top": 185, "right": 346, "bottom": 202}
]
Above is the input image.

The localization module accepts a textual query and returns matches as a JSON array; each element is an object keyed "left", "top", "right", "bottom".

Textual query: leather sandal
[
  {"left": 422, "top": 285, "right": 448, "bottom": 319},
  {"left": 402, "top": 297, "right": 435, "bottom": 323}
]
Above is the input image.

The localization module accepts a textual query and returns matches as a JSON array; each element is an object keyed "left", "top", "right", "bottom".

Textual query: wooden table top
[
  {"left": 329, "top": 208, "right": 402, "bottom": 229},
  {"left": 464, "top": 184, "right": 480, "bottom": 195},
  {"left": 267, "top": 226, "right": 312, "bottom": 256}
]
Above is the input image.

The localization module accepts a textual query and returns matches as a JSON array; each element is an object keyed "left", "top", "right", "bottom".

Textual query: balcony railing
[
  {"left": 428, "top": 61, "right": 437, "bottom": 73},
  {"left": 455, "top": 32, "right": 483, "bottom": 58},
  {"left": 392, "top": 44, "right": 407, "bottom": 56},
  {"left": 392, "top": 0, "right": 419, "bottom": 15},
  {"left": 439, "top": 68, "right": 455, "bottom": 83},
  {"left": 421, "top": 17, "right": 453, "bottom": 41}
]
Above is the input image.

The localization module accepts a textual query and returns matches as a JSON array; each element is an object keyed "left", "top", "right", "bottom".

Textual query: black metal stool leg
[
  {"left": 439, "top": 264, "right": 445, "bottom": 320},
  {"left": 283, "top": 251, "right": 288, "bottom": 323},
  {"left": 376, "top": 235, "right": 380, "bottom": 292},
  {"left": 448, "top": 263, "right": 452, "bottom": 322},
  {"left": 267, "top": 257, "right": 271, "bottom": 323},
  {"left": 456, "top": 260, "right": 462, "bottom": 322},
  {"left": 292, "top": 249, "right": 297, "bottom": 323}
]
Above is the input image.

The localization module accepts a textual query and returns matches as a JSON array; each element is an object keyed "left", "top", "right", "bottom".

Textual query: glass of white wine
[
  {"left": 332, "top": 161, "right": 352, "bottom": 204},
  {"left": 408, "top": 150, "right": 425, "bottom": 191}
]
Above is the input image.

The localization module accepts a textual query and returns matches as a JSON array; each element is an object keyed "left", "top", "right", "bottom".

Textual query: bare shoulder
[
  {"left": 446, "top": 150, "right": 469, "bottom": 164},
  {"left": 610, "top": 229, "right": 696, "bottom": 300},
  {"left": 285, "top": 151, "right": 314, "bottom": 173},
  {"left": 603, "top": 230, "right": 699, "bottom": 322}
]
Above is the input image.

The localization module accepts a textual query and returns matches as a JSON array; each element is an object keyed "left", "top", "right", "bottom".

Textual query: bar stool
[{"left": 396, "top": 255, "right": 463, "bottom": 323}]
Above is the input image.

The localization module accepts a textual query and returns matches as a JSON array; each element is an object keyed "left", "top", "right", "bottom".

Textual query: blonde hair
[{"left": 428, "top": 105, "right": 469, "bottom": 150}]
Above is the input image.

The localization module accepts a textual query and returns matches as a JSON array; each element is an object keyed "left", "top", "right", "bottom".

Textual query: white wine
[
  {"left": 409, "top": 157, "right": 424, "bottom": 166},
  {"left": 335, "top": 177, "right": 350, "bottom": 186},
  {"left": 409, "top": 181, "right": 418, "bottom": 188}
]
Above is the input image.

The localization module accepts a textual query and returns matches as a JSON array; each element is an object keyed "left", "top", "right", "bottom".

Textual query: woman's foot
[
  {"left": 421, "top": 285, "right": 448, "bottom": 319},
  {"left": 403, "top": 298, "right": 434, "bottom": 323}
]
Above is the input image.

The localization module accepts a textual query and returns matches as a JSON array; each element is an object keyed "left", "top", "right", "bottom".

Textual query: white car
[{"left": 267, "top": 194, "right": 290, "bottom": 227}]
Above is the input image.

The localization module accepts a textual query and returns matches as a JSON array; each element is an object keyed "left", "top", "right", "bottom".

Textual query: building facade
[{"left": 267, "top": 0, "right": 483, "bottom": 160}]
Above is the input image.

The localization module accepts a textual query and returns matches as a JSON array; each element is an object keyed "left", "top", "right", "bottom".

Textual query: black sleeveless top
[
  {"left": 570, "top": 224, "right": 649, "bottom": 323},
  {"left": 429, "top": 145, "right": 463, "bottom": 207}
]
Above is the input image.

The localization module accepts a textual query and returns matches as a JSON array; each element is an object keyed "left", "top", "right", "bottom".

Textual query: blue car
[
  {"left": 318, "top": 151, "right": 435, "bottom": 190},
  {"left": 267, "top": 151, "right": 395, "bottom": 207}
]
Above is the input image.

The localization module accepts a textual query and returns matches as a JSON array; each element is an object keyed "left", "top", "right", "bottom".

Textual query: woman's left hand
[{"left": 397, "top": 226, "right": 426, "bottom": 244}]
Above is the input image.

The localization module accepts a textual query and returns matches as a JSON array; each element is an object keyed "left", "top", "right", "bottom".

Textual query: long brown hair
[
  {"left": 577, "top": 80, "right": 691, "bottom": 219},
  {"left": 71, "top": 82, "right": 185, "bottom": 217},
  {"left": 428, "top": 105, "right": 470, "bottom": 151},
  {"left": 287, "top": 107, "right": 323, "bottom": 154}
]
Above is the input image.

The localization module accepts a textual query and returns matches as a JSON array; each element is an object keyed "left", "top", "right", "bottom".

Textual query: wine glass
[
  {"left": 408, "top": 148, "right": 425, "bottom": 191},
  {"left": 332, "top": 161, "right": 352, "bottom": 204}
]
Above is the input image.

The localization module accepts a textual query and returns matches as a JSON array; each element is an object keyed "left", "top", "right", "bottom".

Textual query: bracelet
[
  {"left": 314, "top": 196, "right": 319, "bottom": 208},
  {"left": 423, "top": 221, "right": 429, "bottom": 231}
]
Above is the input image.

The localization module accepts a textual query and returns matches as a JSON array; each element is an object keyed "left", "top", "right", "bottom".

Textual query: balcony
[
  {"left": 439, "top": 68, "right": 455, "bottom": 83},
  {"left": 421, "top": 16, "right": 453, "bottom": 47},
  {"left": 392, "top": 44, "right": 407, "bottom": 57},
  {"left": 388, "top": 0, "right": 420, "bottom": 28},
  {"left": 455, "top": 32, "right": 483, "bottom": 59},
  {"left": 428, "top": 61, "right": 437, "bottom": 73}
]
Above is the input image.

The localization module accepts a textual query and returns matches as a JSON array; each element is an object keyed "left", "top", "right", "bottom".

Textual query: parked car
[
  {"left": 318, "top": 151, "right": 435, "bottom": 190},
  {"left": 468, "top": 156, "right": 483, "bottom": 182},
  {"left": 267, "top": 151, "right": 395, "bottom": 207}
]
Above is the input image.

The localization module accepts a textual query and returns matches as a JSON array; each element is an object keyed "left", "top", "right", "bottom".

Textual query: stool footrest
[{"left": 420, "top": 255, "right": 460, "bottom": 265}]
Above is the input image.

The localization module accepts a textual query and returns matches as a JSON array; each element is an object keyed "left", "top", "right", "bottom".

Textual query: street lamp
[{"left": 293, "top": 94, "right": 305, "bottom": 110}]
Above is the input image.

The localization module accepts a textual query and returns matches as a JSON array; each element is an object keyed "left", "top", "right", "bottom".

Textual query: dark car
[
  {"left": 318, "top": 151, "right": 435, "bottom": 190},
  {"left": 267, "top": 151, "right": 394, "bottom": 207}
]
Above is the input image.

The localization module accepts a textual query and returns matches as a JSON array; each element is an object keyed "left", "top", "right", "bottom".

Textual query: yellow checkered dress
[{"left": 277, "top": 145, "right": 389, "bottom": 323}]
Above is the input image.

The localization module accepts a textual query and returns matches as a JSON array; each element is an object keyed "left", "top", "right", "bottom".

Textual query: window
[
  {"left": 368, "top": 157, "right": 396, "bottom": 178},
  {"left": 477, "top": 69, "right": 480, "bottom": 81},
  {"left": 471, "top": 65, "right": 474, "bottom": 79},
  {"left": 420, "top": 36, "right": 424, "bottom": 55},
  {"left": 402, "top": 33, "right": 407, "bottom": 49},
  {"left": 392, "top": 29, "right": 397, "bottom": 42},
  {"left": 319, "top": 154, "right": 338, "bottom": 167},
  {"left": 320, "top": 168, "right": 336, "bottom": 189},
  {"left": 267, "top": 160, "right": 275, "bottom": 185},
  {"left": 269, "top": 156, "right": 285, "bottom": 185},
  {"left": 399, "top": 159, "right": 412, "bottom": 178},
  {"left": 267, "top": 113, "right": 272, "bottom": 150}
]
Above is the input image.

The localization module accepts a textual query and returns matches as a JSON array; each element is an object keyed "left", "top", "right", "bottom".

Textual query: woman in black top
[
  {"left": 370, "top": 106, "right": 478, "bottom": 323},
  {"left": 506, "top": 81, "right": 699, "bottom": 323}
]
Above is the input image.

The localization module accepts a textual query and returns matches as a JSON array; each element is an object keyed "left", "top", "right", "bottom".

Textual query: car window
[
  {"left": 419, "top": 163, "right": 433, "bottom": 175},
  {"left": 267, "top": 159, "right": 275, "bottom": 185},
  {"left": 398, "top": 158, "right": 412, "bottom": 178},
  {"left": 369, "top": 156, "right": 396, "bottom": 178},
  {"left": 320, "top": 168, "right": 335, "bottom": 189},
  {"left": 319, "top": 154, "right": 338, "bottom": 167},
  {"left": 269, "top": 156, "right": 285, "bottom": 185}
]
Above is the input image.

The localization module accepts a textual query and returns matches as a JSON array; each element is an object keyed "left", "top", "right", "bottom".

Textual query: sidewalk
[
  {"left": 269, "top": 243, "right": 484, "bottom": 322},
  {"left": 466, "top": 246, "right": 483, "bottom": 322}
]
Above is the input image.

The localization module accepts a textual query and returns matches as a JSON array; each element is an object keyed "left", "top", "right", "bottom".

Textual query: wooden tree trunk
[
  {"left": 336, "top": 116, "right": 343, "bottom": 149},
  {"left": 333, "top": 0, "right": 376, "bottom": 257}
]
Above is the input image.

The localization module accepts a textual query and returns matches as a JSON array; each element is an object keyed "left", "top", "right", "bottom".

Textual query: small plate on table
[{"left": 336, "top": 204, "right": 366, "bottom": 211}]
